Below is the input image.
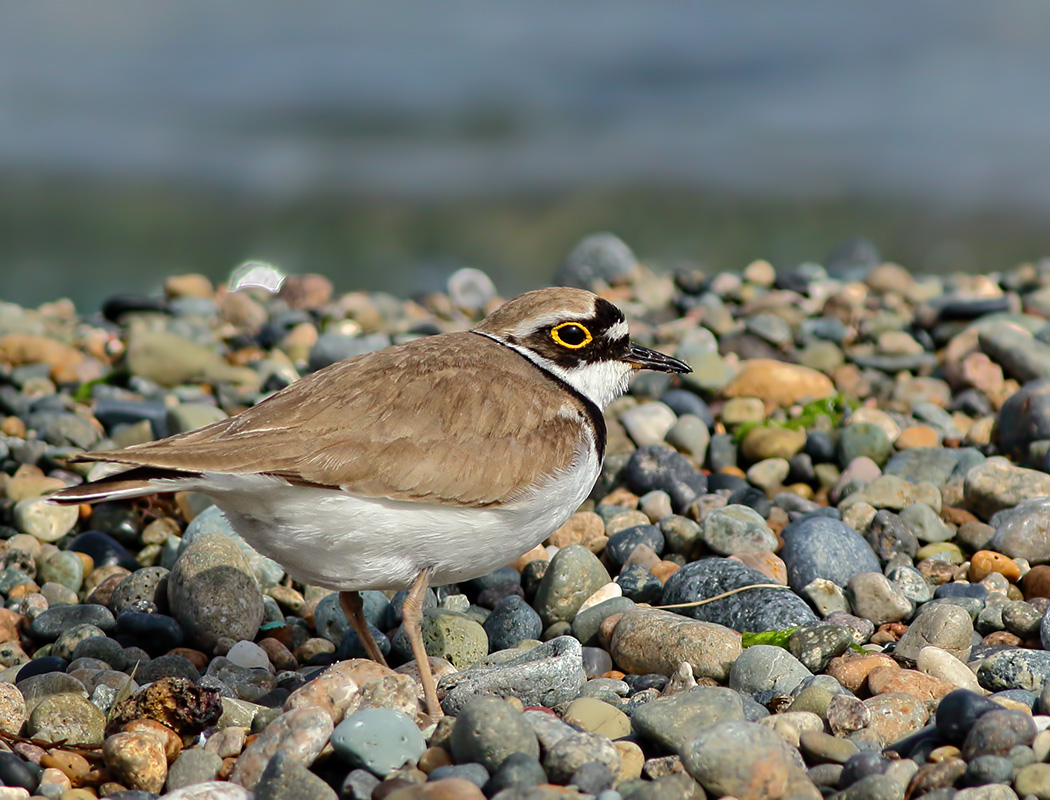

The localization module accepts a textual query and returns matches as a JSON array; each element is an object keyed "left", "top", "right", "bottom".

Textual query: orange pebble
[
  {"left": 969, "top": 550, "right": 1022, "bottom": 583},
  {"left": 650, "top": 560, "right": 681, "bottom": 585}
]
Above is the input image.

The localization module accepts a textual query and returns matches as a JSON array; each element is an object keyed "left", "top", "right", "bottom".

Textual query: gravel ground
[{"left": 4, "top": 235, "right": 1050, "bottom": 799}]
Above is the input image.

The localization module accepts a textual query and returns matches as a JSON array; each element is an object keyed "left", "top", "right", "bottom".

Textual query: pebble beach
[{"left": 6, "top": 234, "right": 1050, "bottom": 799}]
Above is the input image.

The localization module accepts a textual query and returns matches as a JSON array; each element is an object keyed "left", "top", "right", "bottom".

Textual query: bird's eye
[{"left": 551, "top": 322, "right": 592, "bottom": 349}]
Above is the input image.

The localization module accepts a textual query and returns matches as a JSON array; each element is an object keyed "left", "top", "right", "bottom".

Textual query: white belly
[{"left": 194, "top": 447, "right": 599, "bottom": 591}]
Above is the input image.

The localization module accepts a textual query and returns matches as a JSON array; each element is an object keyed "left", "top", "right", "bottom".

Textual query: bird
[{"left": 51, "top": 286, "right": 690, "bottom": 718}]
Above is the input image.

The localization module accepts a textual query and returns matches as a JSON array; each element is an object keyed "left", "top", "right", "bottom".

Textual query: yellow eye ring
[{"left": 551, "top": 322, "right": 593, "bottom": 349}]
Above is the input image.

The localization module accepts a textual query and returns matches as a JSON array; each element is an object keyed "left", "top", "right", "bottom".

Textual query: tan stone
[
  {"left": 826, "top": 652, "right": 898, "bottom": 694},
  {"left": 866, "top": 666, "right": 954, "bottom": 703},
  {"left": 722, "top": 359, "right": 835, "bottom": 408},
  {"left": 284, "top": 658, "right": 397, "bottom": 724},
  {"left": 103, "top": 731, "right": 167, "bottom": 793}
]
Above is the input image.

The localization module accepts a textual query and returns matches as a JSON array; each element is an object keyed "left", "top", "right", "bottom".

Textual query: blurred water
[{"left": 2, "top": 2, "right": 1050, "bottom": 307}]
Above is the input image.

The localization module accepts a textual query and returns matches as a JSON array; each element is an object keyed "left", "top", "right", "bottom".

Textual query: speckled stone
[
  {"left": 27, "top": 693, "right": 106, "bottom": 744},
  {"left": 681, "top": 720, "right": 798, "bottom": 800},
  {"left": 610, "top": 609, "right": 741, "bottom": 682},
  {"left": 103, "top": 731, "right": 168, "bottom": 793},
  {"left": 533, "top": 545, "right": 611, "bottom": 627},
  {"left": 449, "top": 696, "right": 539, "bottom": 773},
  {"left": 167, "top": 533, "right": 264, "bottom": 652},
  {"left": 894, "top": 604, "right": 974, "bottom": 664},
  {"left": 438, "top": 636, "right": 586, "bottom": 715},
  {"left": 230, "top": 707, "right": 333, "bottom": 790},
  {"left": 631, "top": 686, "right": 748, "bottom": 753}
]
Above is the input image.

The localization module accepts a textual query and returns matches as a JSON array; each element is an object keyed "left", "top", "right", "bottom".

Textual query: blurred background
[{"left": 4, "top": 1, "right": 1050, "bottom": 310}]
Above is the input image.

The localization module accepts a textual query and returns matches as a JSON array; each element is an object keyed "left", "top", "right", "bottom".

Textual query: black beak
[{"left": 622, "top": 342, "right": 691, "bottom": 374}]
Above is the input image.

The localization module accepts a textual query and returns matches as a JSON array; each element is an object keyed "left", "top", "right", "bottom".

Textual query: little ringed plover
[{"left": 52, "top": 286, "right": 690, "bottom": 718}]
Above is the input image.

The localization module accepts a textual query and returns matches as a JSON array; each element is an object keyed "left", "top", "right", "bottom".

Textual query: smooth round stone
[
  {"left": 29, "top": 604, "right": 115, "bottom": 641},
  {"left": 662, "top": 558, "right": 818, "bottom": 632},
  {"left": 659, "top": 390, "right": 715, "bottom": 429},
  {"left": 85, "top": 503, "right": 143, "bottom": 547},
  {"left": 962, "top": 709, "right": 1036, "bottom": 759},
  {"left": 729, "top": 645, "right": 812, "bottom": 696},
  {"left": 964, "top": 754, "right": 1014, "bottom": 787},
  {"left": 805, "top": 431, "right": 837, "bottom": 464},
  {"left": 665, "top": 415, "right": 711, "bottom": 462},
  {"left": 335, "top": 624, "right": 391, "bottom": 663},
  {"left": 483, "top": 751, "right": 547, "bottom": 796},
  {"left": 0, "top": 751, "right": 38, "bottom": 793},
  {"left": 533, "top": 544, "right": 611, "bottom": 627},
  {"left": 622, "top": 444, "right": 707, "bottom": 513},
  {"left": 846, "top": 572, "right": 913, "bottom": 626},
  {"left": 166, "top": 749, "right": 223, "bottom": 792},
  {"left": 572, "top": 596, "right": 636, "bottom": 648},
  {"left": 700, "top": 505, "right": 777, "bottom": 556},
  {"left": 1002, "top": 602, "right": 1041, "bottom": 639},
  {"left": 902, "top": 504, "right": 954, "bottom": 544},
  {"left": 990, "top": 496, "right": 1050, "bottom": 564},
  {"left": 708, "top": 434, "right": 738, "bottom": 472},
  {"left": 449, "top": 696, "right": 539, "bottom": 774},
  {"left": 332, "top": 708, "right": 426, "bottom": 778},
  {"left": 13, "top": 498, "right": 77, "bottom": 543},
  {"left": 895, "top": 604, "right": 974, "bottom": 663},
  {"left": 620, "top": 401, "right": 677, "bottom": 447},
  {"left": 918, "top": 648, "right": 983, "bottom": 694},
  {"left": 936, "top": 689, "right": 1004, "bottom": 744},
  {"left": 483, "top": 595, "right": 542, "bottom": 652},
  {"left": 28, "top": 693, "right": 106, "bottom": 744},
  {"left": 969, "top": 462, "right": 1050, "bottom": 523},
  {"left": 135, "top": 654, "right": 201, "bottom": 684},
  {"left": 166, "top": 403, "right": 228, "bottom": 435},
  {"left": 780, "top": 515, "right": 881, "bottom": 594},
  {"left": 723, "top": 486, "right": 773, "bottom": 518},
  {"left": 884, "top": 447, "right": 985, "bottom": 488},
  {"left": 16, "top": 656, "right": 69, "bottom": 683},
  {"left": 605, "top": 525, "right": 665, "bottom": 567},
  {"left": 308, "top": 332, "right": 391, "bottom": 372},
  {"left": 839, "top": 423, "right": 893, "bottom": 468},
  {"left": 180, "top": 506, "right": 285, "bottom": 588},
  {"left": 115, "top": 612, "right": 185, "bottom": 656},
  {"left": 167, "top": 533, "right": 264, "bottom": 652},
  {"left": 555, "top": 232, "right": 636, "bottom": 287},
  {"left": 997, "top": 379, "right": 1050, "bottom": 459},
  {"left": 38, "top": 551, "right": 84, "bottom": 592},
  {"left": 582, "top": 646, "right": 613, "bottom": 678},
  {"left": 723, "top": 397, "right": 766, "bottom": 427},
  {"left": 616, "top": 564, "right": 664, "bottom": 603},
  {"left": 740, "top": 427, "right": 807, "bottom": 463},
  {"left": 610, "top": 609, "right": 741, "bottom": 682},
  {"left": 681, "top": 719, "right": 796, "bottom": 800},
  {"left": 226, "top": 641, "right": 270, "bottom": 671}
]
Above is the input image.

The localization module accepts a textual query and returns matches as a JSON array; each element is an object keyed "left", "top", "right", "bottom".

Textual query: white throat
[{"left": 477, "top": 332, "right": 633, "bottom": 409}]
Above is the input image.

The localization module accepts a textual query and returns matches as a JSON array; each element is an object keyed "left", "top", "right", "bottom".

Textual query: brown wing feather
[{"left": 76, "top": 333, "right": 586, "bottom": 506}]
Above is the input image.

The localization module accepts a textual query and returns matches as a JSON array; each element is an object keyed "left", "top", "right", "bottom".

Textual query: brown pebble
[
  {"left": 508, "top": 544, "right": 548, "bottom": 572},
  {"left": 896, "top": 426, "right": 941, "bottom": 449},
  {"left": 121, "top": 719, "right": 182, "bottom": 762},
  {"left": 908, "top": 758, "right": 967, "bottom": 797},
  {"left": 602, "top": 487, "right": 640, "bottom": 509},
  {"left": 867, "top": 666, "right": 954, "bottom": 703},
  {"left": 84, "top": 573, "right": 127, "bottom": 607},
  {"left": 0, "top": 608, "right": 23, "bottom": 642},
  {"left": 60, "top": 790, "right": 98, "bottom": 800},
  {"left": 41, "top": 751, "right": 91, "bottom": 786},
  {"left": 417, "top": 746, "right": 452, "bottom": 774},
  {"left": 598, "top": 613, "right": 624, "bottom": 651},
  {"left": 1022, "top": 565, "right": 1050, "bottom": 600},
  {"left": 218, "top": 757, "right": 237, "bottom": 780},
  {"left": 547, "top": 512, "right": 608, "bottom": 554},
  {"left": 39, "top": 766, "right": 72, "bottom": 793},
  {"left": 650, "top": 560, "right": 681, "bottom": 585},
  {"left": 293, "top": 637, "right": 335, "bottom": 663},
  {"left": 970, "top": 551, "right": 1022, "bottom": 583},
  {"left": 917, "top": 559, "right": 956, "bottom": 586},
  {"left": 103, "top": 731, "right": 167, "bottom": 793},
  {"left": 728, "top": 552, "right": 787, "bottom": 585},
  {"left": 204, "top": 726, "right": 247, "bottom": 759},
  {"left": 942, "top": 506, "right": 979, "bottom": 526},
  {"left": 983, "top": 631, "right": 1022, "bottom": 647},
  {"left": 167, "top": 647, "right": 209, "bottom": 671},
  {"left": 827, "top": 652, "right": 898, "bottom": 694},
  {"left": 258, "top": 638, "right": 297, "bottom": 671}
]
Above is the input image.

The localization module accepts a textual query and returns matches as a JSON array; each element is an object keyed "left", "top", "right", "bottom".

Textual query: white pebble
[{"left": 225, "top": 640, "right": 272, "bottom": 672}]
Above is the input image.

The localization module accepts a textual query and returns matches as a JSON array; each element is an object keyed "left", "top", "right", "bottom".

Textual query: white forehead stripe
[
  {"left": 604, "top": 320, "right": 629, "bottom": 340},
  {"left": 509, "top": 311, "right": 585, "bottom": 340}
]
